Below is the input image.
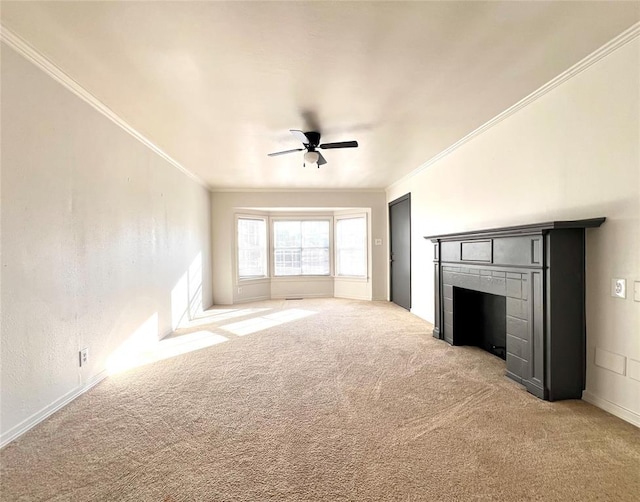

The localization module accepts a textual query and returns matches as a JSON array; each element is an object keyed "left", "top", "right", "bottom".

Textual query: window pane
[
  {"left": 336, "top": 217, "right": 366, "bottom": 277},
  {"left": 302, "top": 248, "right": 329, "bottom": 275},
  {"left": 274, "top": 221, "right": 301, "bottom": 248},
  {"left": 302, "top": 220, "right": 330, "bottom": 247},
  {"left": 238, "top": 218, "right": 267, "bottom": 278},
  {"left": 273, "top": 219, "right": 330, "bottom": 276},
  {"left": 274, "top": 249, "right": 301, "bottom": 276}
]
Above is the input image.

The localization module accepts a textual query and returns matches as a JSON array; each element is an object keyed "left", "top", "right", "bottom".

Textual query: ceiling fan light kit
[
  {"left": 303, "top": 151, "right": 320, "bottom": 165},
  {"left": 269, "top": 129, "right": 358, "bottom": 168}
]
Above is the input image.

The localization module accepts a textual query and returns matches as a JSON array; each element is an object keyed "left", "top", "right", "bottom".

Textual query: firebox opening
[{"left": 453, "top": 287, "right": 506, "bottom": 360}]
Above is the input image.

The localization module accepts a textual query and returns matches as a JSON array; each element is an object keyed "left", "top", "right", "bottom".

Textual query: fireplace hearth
[{"left": 426, "top": 218, "right": 605, "bottom": 401}]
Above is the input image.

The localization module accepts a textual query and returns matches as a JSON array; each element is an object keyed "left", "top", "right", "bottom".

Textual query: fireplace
[
  {"left": 426, "top": 218, "right": 605, "bottom": 401},
  {"left": 453, "top": 288, "right": 506, "bottom": 359}
]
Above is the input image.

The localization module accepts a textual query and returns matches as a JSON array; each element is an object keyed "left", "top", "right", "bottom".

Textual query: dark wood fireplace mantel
[{"left": 425, "top": 218, "right": 605, "bottom": 401}]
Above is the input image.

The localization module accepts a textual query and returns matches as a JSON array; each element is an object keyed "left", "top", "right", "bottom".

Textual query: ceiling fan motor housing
[{"left": 304, "top": 132, "right": 321, "bottom": 148}]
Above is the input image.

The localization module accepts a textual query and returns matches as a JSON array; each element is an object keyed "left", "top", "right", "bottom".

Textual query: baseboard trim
[
  {"left": 235, "top": 294, "right": 373, "bottom": 303},
  {"left": 334, "top": 294, "right": 372, "bottom": 301},
  {"left": 234, "top": 295, "right": 271, "bottom": 304},
  {"left": 270, "top": 293, "right": 332, "bottom": 300},
  {"left": 582, "top": 390, "right": 640, "bottom": 428},
  {"left": 0, "top": 370, "right": 108, "bottom": 449}
]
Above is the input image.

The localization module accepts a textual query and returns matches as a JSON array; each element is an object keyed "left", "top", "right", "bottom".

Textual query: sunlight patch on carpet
[
  {"left": 179, "top": 308, "right": 273, "bottom": 328},
  {"left": 220, "top": 308, "right": 317, "bottom": 336},
  {"left": 107, "top": 329, "right": 228, "bottom": 375}
]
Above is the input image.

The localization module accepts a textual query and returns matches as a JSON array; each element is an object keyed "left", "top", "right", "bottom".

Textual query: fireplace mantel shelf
[
  {"left": 424, "top": 218, "right": 606, "bottom": 242},
  {"left": 425, "top": 217, "right": 606, "bottom": 401}
]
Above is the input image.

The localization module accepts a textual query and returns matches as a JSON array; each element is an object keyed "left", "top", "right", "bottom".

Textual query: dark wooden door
[{"left": 389, "top": 193, "right": 411, "bottom": 310}]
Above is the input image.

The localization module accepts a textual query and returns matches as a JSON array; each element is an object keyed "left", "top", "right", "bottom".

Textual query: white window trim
[
  {"left": 270, "top": 215, "right": 334, "bottom": 277},
  {"left": 234, "top": 210, "right": 371, "bottom": 294},
  {"left": 334, "top": 212, "right": 369, "bottom": 279},
  {"left": 270, "top": 275, "right": 334, "bottom": 283},
  {"left": 235, "top": 212, "right": 269, "bottom": 284}
]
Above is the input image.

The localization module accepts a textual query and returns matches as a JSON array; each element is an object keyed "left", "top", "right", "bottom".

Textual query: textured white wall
[
  {"left": 387, "top": 39, "right": 640, "bottom": 423},
  {"left": 1, "top": 46, "right": 213, "bottom": 442},
  {"left": 211, "top": 192, "right": 388, "bottom": 304}
]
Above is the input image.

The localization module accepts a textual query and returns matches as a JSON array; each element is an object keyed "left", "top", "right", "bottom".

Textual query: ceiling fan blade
[
  {"left": 267, "top": 148, "right": 304, "bottom": 157},
  {"left": 317, "top": 152, "right": 327, "bottom": 166},
  {"left": 319, "top": 140, "right": 358, "bottom": 149},
  {"left": 290, "top": 129, "right": 310, "bottom": 144}
]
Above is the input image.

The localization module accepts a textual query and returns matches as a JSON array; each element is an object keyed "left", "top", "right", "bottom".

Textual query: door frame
[{"left": 388, "top": 193, "right": 411, "bottom": 309}]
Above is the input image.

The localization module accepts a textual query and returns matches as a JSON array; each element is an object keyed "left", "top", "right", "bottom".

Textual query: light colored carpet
[{"left": 1, "top": 298, "right": 639, "bottom": 501}]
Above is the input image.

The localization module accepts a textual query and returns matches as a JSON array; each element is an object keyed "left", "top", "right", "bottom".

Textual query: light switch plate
[
  {"left": 611, "top": 278, "right": 626, "bottom": 299},
  {"left": 634, "top": 281, "right": 640, "bottom": 302}
]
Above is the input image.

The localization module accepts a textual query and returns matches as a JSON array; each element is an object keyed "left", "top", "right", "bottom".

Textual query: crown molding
[
  {"left": 210, "top": 187, "right": 386, "bottom": 193},
  {"left": 386, "top": 21, "right": 640, "bottom": 193},
  {"left": 0, "top": 24, "right": 210, "bottom": 190}
]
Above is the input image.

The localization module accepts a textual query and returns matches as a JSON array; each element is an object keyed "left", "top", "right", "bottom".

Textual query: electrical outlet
[
  {"left": 611, "top": 278, "right": 626, "bottom": 299},
  {"left": 374, "top": 238, "right": 382, "bottom": 246},
  {"left": 634, "top": 281, "right": 640, "bottom": 302},
  {"left": 79, "top": 348, "right": 89, "bottom": 367},
  {"left": 237, "top": 287, "right": 243, "bottom": 295}
]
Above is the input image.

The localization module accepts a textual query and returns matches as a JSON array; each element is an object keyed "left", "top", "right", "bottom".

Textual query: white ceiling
[{"left": 2, "top": 1, "right": 639, "bottom": 190}]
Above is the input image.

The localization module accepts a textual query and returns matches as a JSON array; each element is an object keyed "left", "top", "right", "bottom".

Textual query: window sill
[
  {"left": 238, "top": 277, "right": 270, "bottom": 285},
  {"left": 271, "top": 275, "right": 333, "bottom": 282},
  {"left": 240, "top": 276, "right": 368, "bottom": 284},
  {"left": 335, "top": 276, "right": 369, "bottom": 282}
]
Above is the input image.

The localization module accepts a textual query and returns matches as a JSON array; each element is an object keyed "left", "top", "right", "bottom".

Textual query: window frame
[
  {"left": 334, "top": 213, "right": 368, "bottom": 279},
  {"left": 235, "top": 210, "right": 371, "bottom": 287},
  {"left": 270, "top": 215, "right": 334, "bottom": 278},
  {"left": 235, "top": 214, "right": 269, "bottom": 282}
]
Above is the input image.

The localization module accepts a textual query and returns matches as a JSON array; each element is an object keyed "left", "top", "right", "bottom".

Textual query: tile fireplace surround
[{"left": 426, "top": 218, "right": 605, "bottom": 401}]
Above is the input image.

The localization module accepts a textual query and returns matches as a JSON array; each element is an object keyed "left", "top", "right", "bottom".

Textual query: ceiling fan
[{"left": 268, "top": 130, "right": 358, "bottom": 167}]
